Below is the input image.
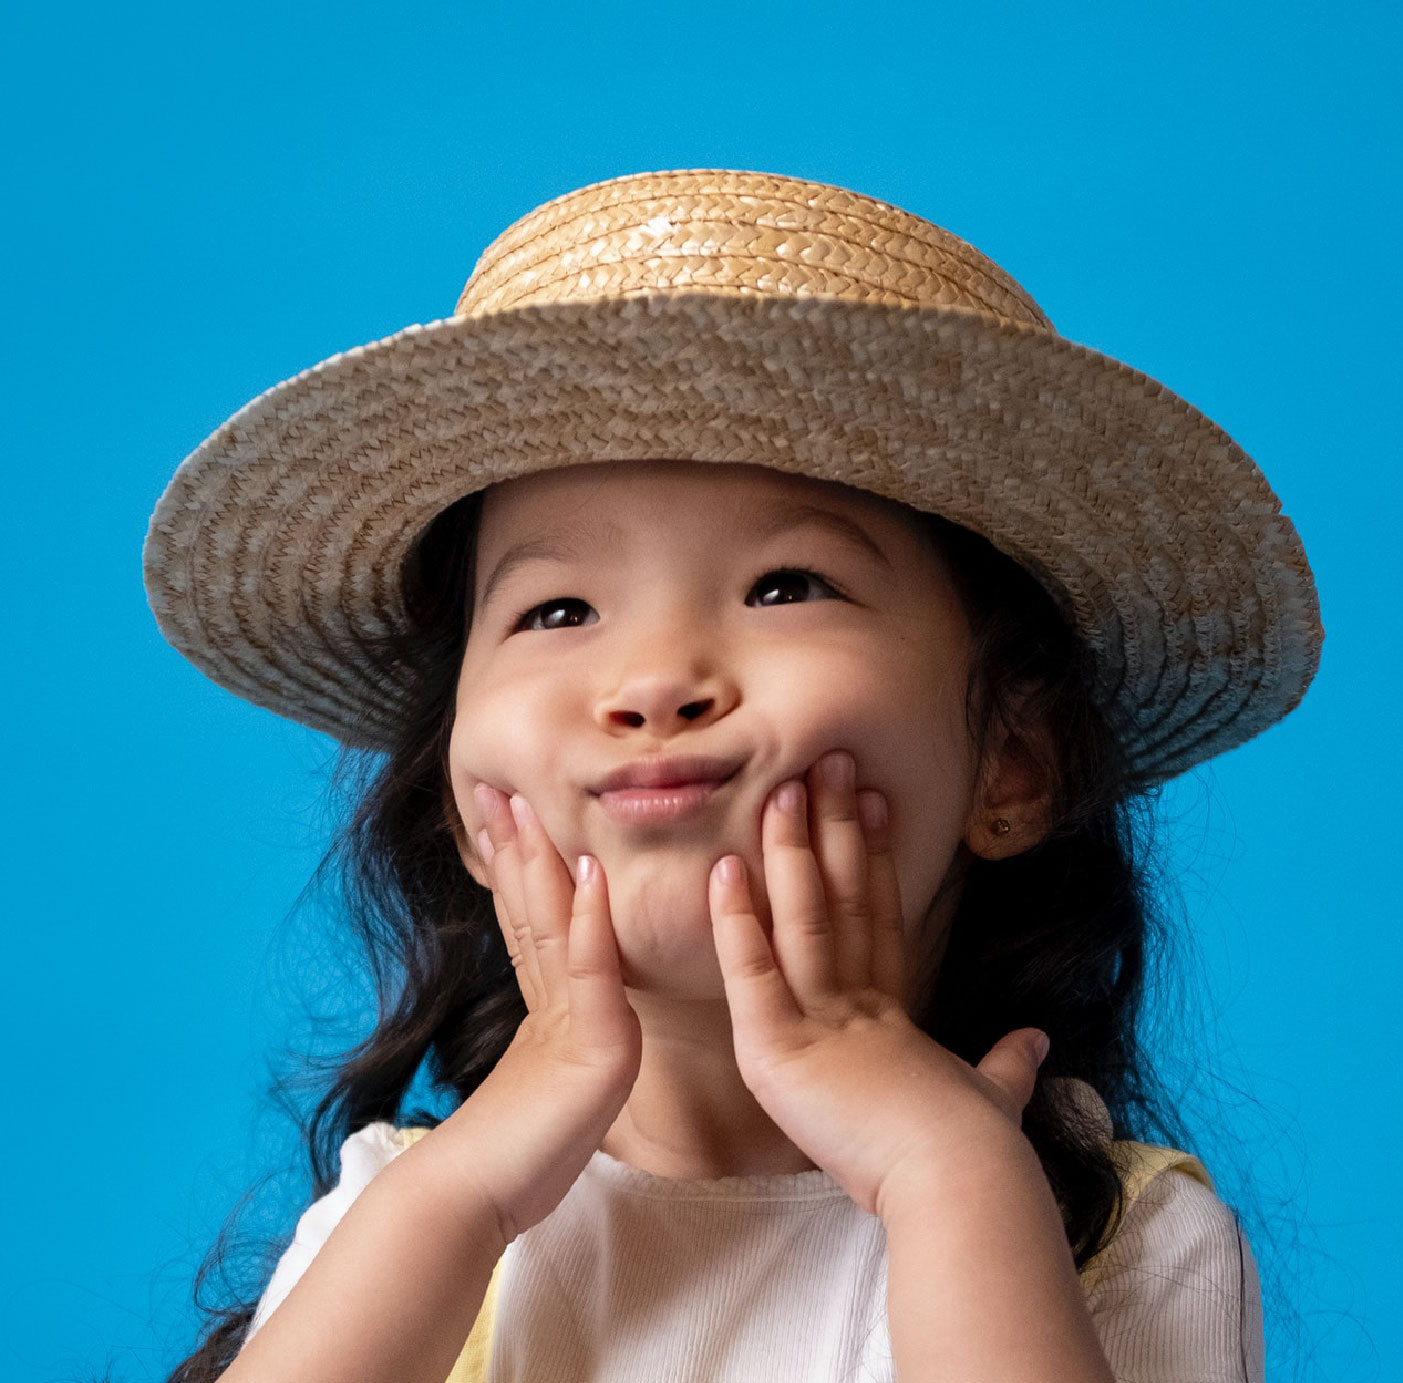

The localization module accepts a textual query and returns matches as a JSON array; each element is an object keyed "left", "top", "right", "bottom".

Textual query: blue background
[{"left": 5, "top": 3, "right": 1398, "bottom": 1379}]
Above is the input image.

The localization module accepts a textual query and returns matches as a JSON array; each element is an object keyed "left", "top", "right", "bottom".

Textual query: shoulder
[
  {"left": 1089, "top": 1154, "right": 1250, "bottom": 1287},
  {"left": 1054, "top": 1076, "right": 1254, "bottom": 1301},
  {"left": 1047, "top": 1080, "right": 1264, "bottom": 1380},
  {"left": 244, "top": 1122, "right": 420, "bottom": 1342},
  {"left": 327, "top": 1120, "right": 415, "bottom": 1189},
  {"left": 280, "top": 1122, "right": 414, "bottom": 1249},
  {"left": 1083, "top": 1147, "right": 1265, "bottom": 1381}
]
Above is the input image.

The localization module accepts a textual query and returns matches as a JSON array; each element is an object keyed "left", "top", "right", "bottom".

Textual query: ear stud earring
[{"left": 990, "top": 817, "right": 1012, "bottom": 837}]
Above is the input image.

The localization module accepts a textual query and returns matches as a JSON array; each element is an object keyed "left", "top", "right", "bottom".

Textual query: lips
[
  {"left": 590, "top": 753, "right": 747, "bottom": 827},
  {"left": 590, "top": 753, "right": 747, "bottom": 795}
]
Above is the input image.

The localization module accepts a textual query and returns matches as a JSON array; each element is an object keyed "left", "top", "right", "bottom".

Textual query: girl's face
[{"left": 448, "top": 459, "right": 987, "bottom": 1001}]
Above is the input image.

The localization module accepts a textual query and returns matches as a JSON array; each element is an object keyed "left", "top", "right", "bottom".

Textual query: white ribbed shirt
[{"left": 245, "top": 1095, "right": 1264, "bottom": 1381}]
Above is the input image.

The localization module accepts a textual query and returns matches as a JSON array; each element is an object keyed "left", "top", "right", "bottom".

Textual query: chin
[
  {"left": 608, "top": 868, "right": 731, "bottom": 1000},
  {"left": 616, "top": 928, "right": 729, "bottom": 1000}
]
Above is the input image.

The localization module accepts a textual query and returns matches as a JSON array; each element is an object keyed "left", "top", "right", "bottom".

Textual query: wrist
[
  {"left": 876, "top": 1121, "right": 1044, "bottom": 1229},
  {"left": 391, "top": 1123, "right": 513, "bottom": 1258}
]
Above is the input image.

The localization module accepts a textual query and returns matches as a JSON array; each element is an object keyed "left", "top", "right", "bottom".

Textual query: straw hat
[{"left": 142, "top": 169, "right": 1321, "bottom": 782}]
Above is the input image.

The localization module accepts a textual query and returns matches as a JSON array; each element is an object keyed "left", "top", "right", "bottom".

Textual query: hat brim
[{"left": 142, "top": 293, "right": 1321, "bottom": 782}]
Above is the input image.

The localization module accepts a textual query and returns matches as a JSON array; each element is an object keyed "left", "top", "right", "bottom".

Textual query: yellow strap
[
  {"left": 396, "top": 1128, "right": 501, "bottom": 1383},
  {"left": 1079, "top": 1138, "right": 1214, "bottom": 1293},
  {"left": 444, "top": 1260, "right": 501, "bottom": 1383}
]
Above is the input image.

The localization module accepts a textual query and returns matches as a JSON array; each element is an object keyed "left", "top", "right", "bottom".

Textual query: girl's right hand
[{"left": 435, "top": 786, "right": 642, "bottom": 1245}]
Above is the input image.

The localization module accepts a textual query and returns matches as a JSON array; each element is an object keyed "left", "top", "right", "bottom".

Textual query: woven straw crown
[{"left": 143, "top": 169, "right": 1321, "bottom": 781}]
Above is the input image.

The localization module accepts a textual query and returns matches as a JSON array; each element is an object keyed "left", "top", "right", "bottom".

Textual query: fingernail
[
  {"left": 509, "top": 794, "right": 535, "bottom": 829},
  {"left": 576, "top": 853, "right": 596, "bottom": 884},
  {"left": 473, "top": 782, "right": 496, "bottom": 818},
  {"left": 717, "top": 855, "right": 743, "bottom": 885},
  {"left": 1033, "top": 1032, "right": 1051, "bottom": 1065},
  {"left": 822, "top": 751, "right": 855, "bottom": 790},
  {"left": 777, "top": 780, "right": 804, "bottom": 813},
  {"left": 476, "top": 828, "right": 495, "bottom": 865}
]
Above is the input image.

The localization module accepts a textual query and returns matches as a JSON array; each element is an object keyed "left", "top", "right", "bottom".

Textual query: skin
[{"left": 446, "top": 458, "right": 1050, "bottom": 1181}]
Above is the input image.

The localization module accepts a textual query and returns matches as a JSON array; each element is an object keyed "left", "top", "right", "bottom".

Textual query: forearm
[
  {"left": 222, "top": 1129, "right": 507, "bottom": 1383},
  {"left": 882, "top": 1132, "right": 1115, "bottom": 1383}
]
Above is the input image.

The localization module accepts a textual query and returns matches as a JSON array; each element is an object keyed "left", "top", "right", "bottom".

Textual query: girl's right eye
[{"left": 510, "top": 597, "right": 596, "bottom": 633}]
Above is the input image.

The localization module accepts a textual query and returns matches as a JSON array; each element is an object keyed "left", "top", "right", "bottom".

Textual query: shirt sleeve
[
  {"left": 1083, "top": 1165, "right": 1265, "bottom": 1383},
  {"left": 242, "top": 1121, "right": 408, "bottom": 1345}
]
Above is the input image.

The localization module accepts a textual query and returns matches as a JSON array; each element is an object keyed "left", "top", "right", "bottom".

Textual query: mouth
[{"left": 592, "top": 762, "right": 743, "bottom": 826}]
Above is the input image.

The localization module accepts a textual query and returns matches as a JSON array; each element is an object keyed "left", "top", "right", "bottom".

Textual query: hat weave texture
[{"left": 143, "top": 169, "right": 1321, "bottom": 781}]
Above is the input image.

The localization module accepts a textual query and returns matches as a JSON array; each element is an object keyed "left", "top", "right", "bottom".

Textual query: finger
[
  {"left": 762, "top": 778, "right": 839, "bottom": 999},
  {"left": 808, "top": 751, "right": 873, "bottom": 989},
  {"left": 475, "top": 783, "right": 542, "bottom": 1011},
  {"left": 709, "top": 854, "right": 804, "bottom": 1039},
  {"left": 857, "top": 790, "right": 906, "bottom": 1002},
  {"left": 974, "top": 1028, "right": 1049, "bottom": 1121},
  {"left": 565, "top": 854, "right": 637, "bottom": 1050},
  {"left": 506, "top": 793, "right": 575, "bottom": 1004}
]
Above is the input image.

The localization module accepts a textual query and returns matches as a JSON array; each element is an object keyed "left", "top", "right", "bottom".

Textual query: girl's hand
[
  {"left": 438, "top": 786, "right": 642, "bottom": 1243},
  {"left": 708, "top": 750, "right": 1049, "bottom": 1219}
]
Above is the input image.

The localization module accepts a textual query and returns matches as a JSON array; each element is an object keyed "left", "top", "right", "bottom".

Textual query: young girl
[{"left": 144, "top": 170, "right": 1320, "bottom": 1382}]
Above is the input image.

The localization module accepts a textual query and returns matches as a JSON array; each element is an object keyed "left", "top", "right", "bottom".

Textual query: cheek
[
  {"left": 887, "top": 759, "right": 976, "bottom": 937},
  {"left": 446, "top": 663, "right": 604, "bottom": 873},
  {"left": 839, "top": 673, "right": 977, "bottom": 933},
  {"left": 446, "top": 671, "right": 556, "bottom": 826}
]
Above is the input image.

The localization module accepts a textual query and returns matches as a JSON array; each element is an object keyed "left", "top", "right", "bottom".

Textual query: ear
[
  {"left": 962, "top": 710, "right": 1057, "bottom": 861},
  {"left": 443, "top": 780, "right": 492, "bottom": 890}
]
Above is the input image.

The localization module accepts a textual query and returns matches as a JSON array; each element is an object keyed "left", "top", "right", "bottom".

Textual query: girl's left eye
[{"left": 507, "top": 567, "right": 843, "bottom": 633}]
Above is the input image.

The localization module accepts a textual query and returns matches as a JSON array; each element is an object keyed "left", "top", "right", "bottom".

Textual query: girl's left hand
[{"left": 708, "top": 749, "right": 1050, "bottom": 1220}]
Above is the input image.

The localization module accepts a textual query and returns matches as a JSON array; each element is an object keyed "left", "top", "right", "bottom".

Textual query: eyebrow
[{"left": 477, "top": 500, "right": 893, "bottom": 612}]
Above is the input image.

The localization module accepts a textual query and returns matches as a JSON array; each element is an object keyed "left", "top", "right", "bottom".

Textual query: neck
[{"left": 599, "top": 990, "right": 817, "bottom": 1180}]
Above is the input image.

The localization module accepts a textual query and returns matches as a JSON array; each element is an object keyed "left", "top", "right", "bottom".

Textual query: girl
[{"left": 144, "top": 170, "right": 1320, "bottom": 1382}]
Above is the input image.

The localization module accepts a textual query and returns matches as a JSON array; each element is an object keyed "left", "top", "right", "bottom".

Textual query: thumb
[{"left": 974, "top": 1028, "right": 1050, "bottom": 1120}]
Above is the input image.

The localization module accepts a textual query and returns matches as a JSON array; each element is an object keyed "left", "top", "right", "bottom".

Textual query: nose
[{"left": 595, "top": 646, "right": 739, "bottom": 733}]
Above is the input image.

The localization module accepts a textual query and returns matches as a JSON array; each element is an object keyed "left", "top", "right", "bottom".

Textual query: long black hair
[{"left": 163, "top": 483, "right": 1243, "bottom": 1380}]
